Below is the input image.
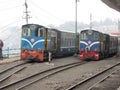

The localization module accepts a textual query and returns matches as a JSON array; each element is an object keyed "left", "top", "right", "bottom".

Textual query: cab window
[
  {"left": 22, "top": 28, "right": 31, "bottom": 36},
  {"left": 80, "top": 32, "right": 88, "bottom": 40},
  {"left": 93, "top": 32, "right": 99, "bottom": 40},
  {"left": 35, "top": 28, "right": 44, "bottom": 37}
]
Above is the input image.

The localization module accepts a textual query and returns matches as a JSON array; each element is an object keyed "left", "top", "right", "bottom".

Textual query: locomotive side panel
[
  {"left": 103, "top": 34, "right": 110, "bottom": 58},
  {"left": 109, "top": 36, "right": 118, "bottom": 56},
  {"left": 47, "top": 29, "right": 58, "bottom": 51},
  {"left": 44, "top": 29, "right": 60, "bottom": 59}
]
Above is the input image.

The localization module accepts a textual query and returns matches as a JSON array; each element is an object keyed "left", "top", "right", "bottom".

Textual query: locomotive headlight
[
  {"left": 88, "top": 41, "right": 92, "bottom": 45},
  {"left": 30, "top": 38, "right": 35, "bottom": 43}
]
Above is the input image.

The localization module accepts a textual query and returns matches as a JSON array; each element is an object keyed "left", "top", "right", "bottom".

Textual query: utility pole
[
  {"left": 75, "top": 0, "right": 79, "bottom": 56},
  {"left": 90, "top": 13, "right": 92, "bottom": 30},
  {"left": 75, "top": 0, "right": 78, "bottom": 34},
  {"left": 118, "top": 19, "right": 120, "bottom": 32},
  {"left": 24, "top": 0, "right": 31, "bottom": 24}
]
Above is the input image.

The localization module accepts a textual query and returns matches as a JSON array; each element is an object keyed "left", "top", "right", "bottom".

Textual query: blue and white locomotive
[
  {"left": 21, "top": 24, "right": 78, "bottom": 61},
  {"left": 79, "top": 29, "right": 118, "bottom": 60}
]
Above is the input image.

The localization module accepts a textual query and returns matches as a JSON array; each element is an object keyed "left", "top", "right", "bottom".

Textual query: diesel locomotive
[
  {"left": 79, "top": 29, "right": 118, "bottom": 60},
  {"left": 21, "top": 24, "right": 79, "bottom": 61}
]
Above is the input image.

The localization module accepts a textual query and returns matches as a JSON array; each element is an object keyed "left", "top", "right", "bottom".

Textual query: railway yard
[
  {"left": 0, "top": 56, "right": 120, "bottom": 90},
  {"left": 0, "top": 0, "right": 120, "bottom": 90}
]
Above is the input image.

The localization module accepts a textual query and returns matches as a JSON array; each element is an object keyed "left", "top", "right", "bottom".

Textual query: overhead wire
[
  {"left": 0, "top": 0, "right": 19, "bottom": 4},
  {"left": 3, "top": 18, "right": 22, "bottom": 42},
  {"left": 0, "top": 0, "right": 23, "bottom": 48},
  {"left": 26, "top": 3, "right": 50, "bottom": 26},
  {"left": 28, "top": 0, "right": 76, "bottom": 30},
  {"left": 28, "top": 0, "right": 66, "bottom": 24},
  {"left": 0, "top": 16, "right": 22, "bottom": 34},
  {"left": 0, "top": 5, "right": 22, "bottom": 12}
]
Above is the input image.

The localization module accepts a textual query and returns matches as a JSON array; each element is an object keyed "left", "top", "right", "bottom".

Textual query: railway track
[
  {"left": 65, "top": 62, "right": 120, "bottom": 90},
  {"left": 0, "top": 61, "right": 26, "bottom": 74},
  {"left": 88, "top": 67, "right": 120, "bottom": 90},
  {"left": 0, "top": 61, "right": 34, "bottom": 87},
  {"left": 0, "top": 66, "right": 26, "bottom": 84},
  {"left": 0, "top": 61, "right": 87, "bottom": 90}
]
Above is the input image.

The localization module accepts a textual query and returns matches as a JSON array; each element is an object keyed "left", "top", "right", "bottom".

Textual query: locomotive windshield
[
  {"left": 35, "top": 27, "right": 44, "bottom": 37},
  {"left": 22, "top": 28, "right": 31, "bottom": 36},
  {"left": 80, "top": 30, "right": 100, "bottom": 40}
]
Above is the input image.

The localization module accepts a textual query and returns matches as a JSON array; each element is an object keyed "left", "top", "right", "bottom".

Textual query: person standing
[{"left": 0, "top": 39, "right": 3, "bottom": 59}]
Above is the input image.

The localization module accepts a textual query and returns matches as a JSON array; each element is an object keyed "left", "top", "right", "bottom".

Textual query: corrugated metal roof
[{"left": 101, "top": 0, "right": 120, "bottom": 12}]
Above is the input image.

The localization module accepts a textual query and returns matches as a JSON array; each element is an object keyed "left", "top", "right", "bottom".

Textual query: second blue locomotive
[{"left": 79, "top": 29, "right": 118, "bottom": 60}]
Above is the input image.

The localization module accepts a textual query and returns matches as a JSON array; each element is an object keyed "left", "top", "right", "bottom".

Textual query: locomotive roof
[
  {"left": 22, "top": 24, "right": 45, "bottom": 28},
  {"left": 80, "top": 29, "right": 102, "bottom": 33},
  {"left": 22, "top": 24, "right": 75, "bottom": 34},
  {"left": 47, "top": 28, "right": 76, "bottom": 34},
  {"left": 80, "top": 29, "right": 118, "bottom": 38}
]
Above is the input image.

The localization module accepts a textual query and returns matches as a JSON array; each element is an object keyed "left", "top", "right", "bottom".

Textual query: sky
[{"left": 0, "top": 0, "right": 120, "bottom": 27}]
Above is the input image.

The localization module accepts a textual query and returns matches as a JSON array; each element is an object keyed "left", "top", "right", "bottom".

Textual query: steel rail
[
  {"left": 87, "top": 67, "right": 120, "bottom": 90},
  {"left": 0, "top": 66, "right": 26, "bottom": 83},
  {"left": 65, "top": 62, "right": 120, "bottom": 90},
  {"left": 0, "top": 61, "right": 27, "bottom": 74}
]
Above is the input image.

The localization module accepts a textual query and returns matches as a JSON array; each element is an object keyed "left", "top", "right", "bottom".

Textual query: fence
[
  {"left": 2, "top": 48, "right": 20, "bottom": 58},
  {"left": 1, "top": 42, "right": 120, "bottom": 58}
]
